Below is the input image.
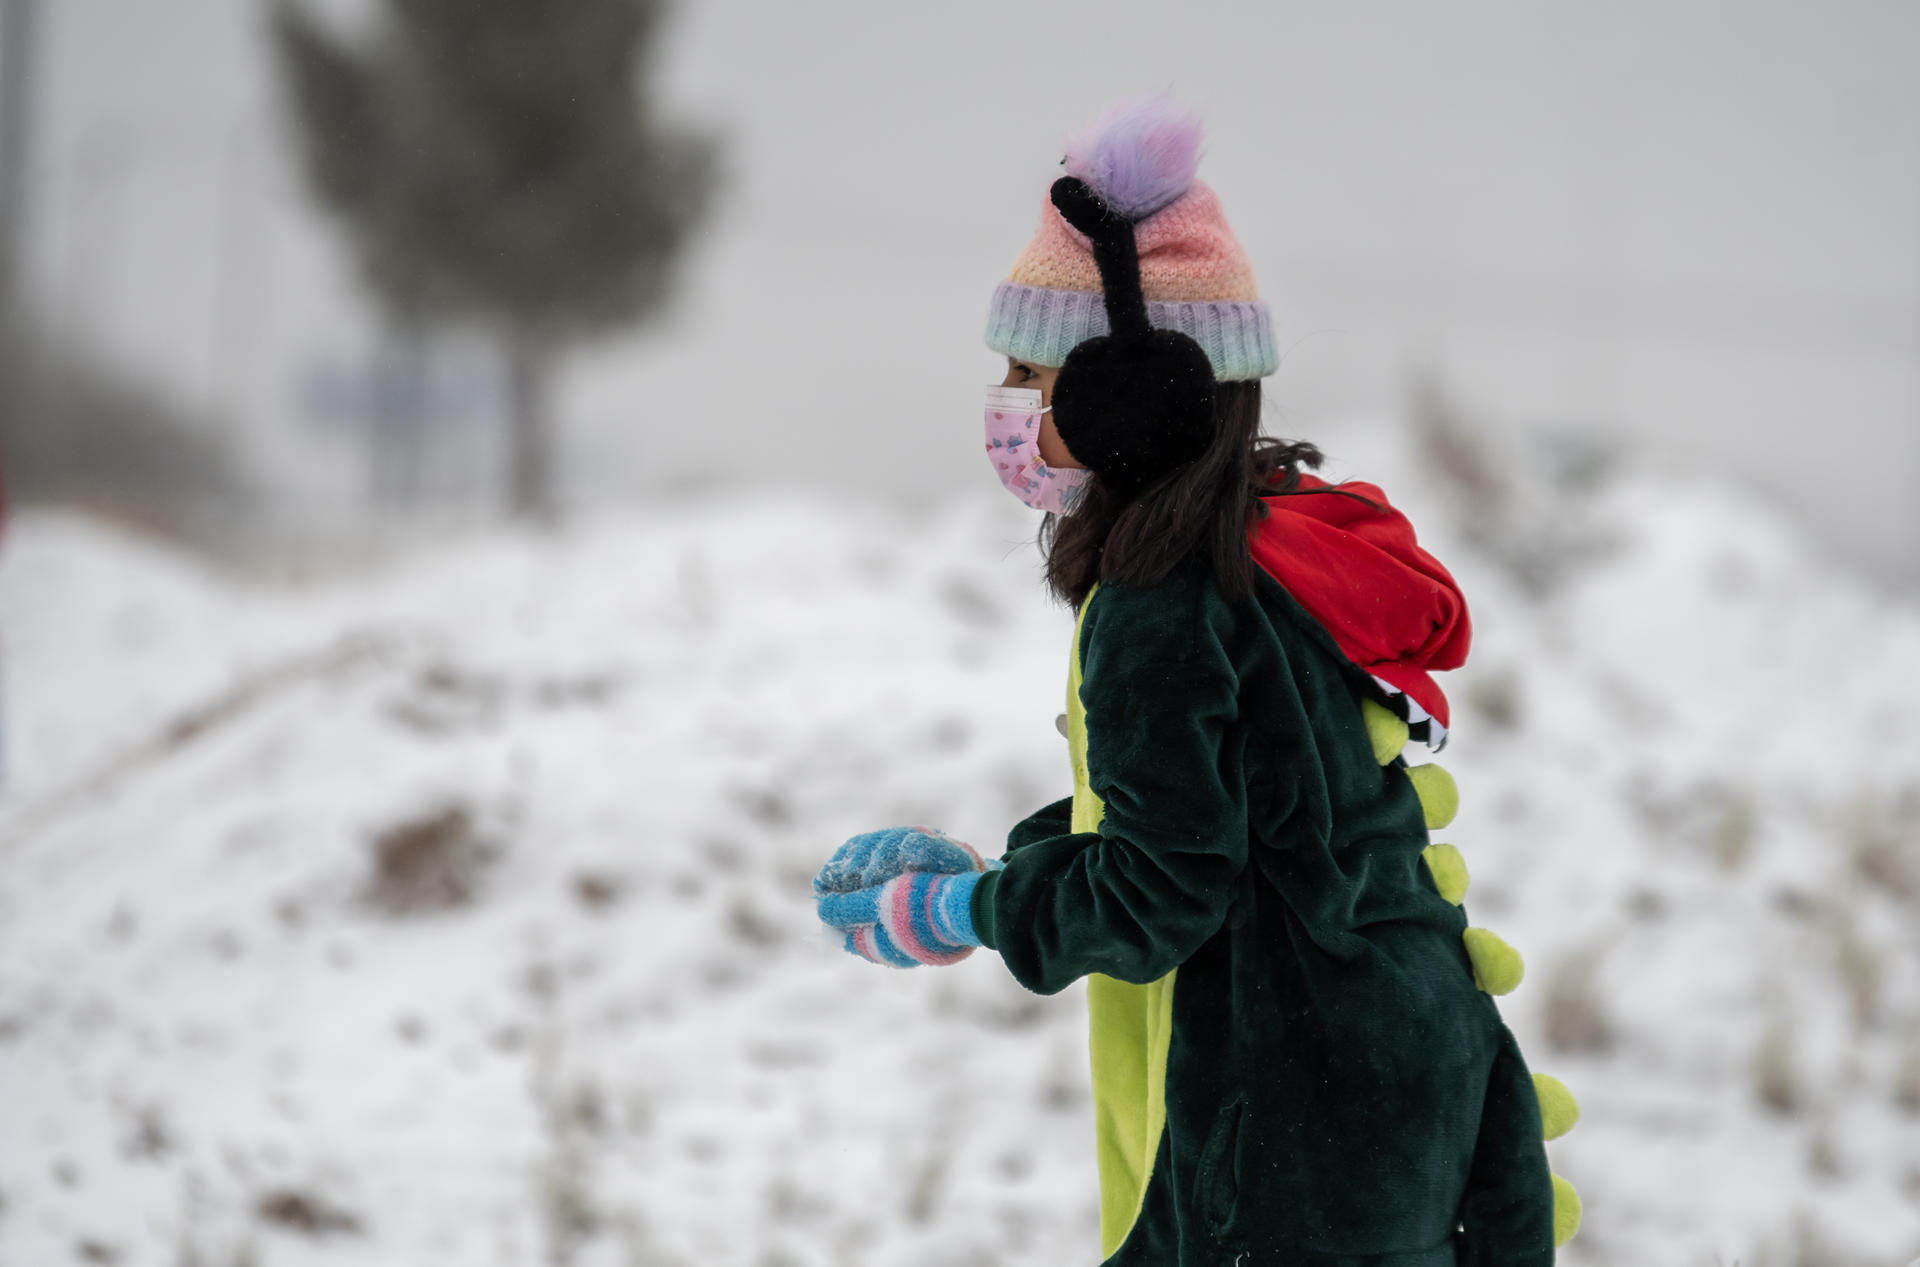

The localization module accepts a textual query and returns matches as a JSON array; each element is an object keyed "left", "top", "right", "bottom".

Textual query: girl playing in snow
[{"left": 813, "top": 97, "right": 1581, "bottom": 1266}]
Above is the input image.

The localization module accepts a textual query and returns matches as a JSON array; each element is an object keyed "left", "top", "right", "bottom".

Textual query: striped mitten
[
  {"left": 813, "top": 825, "right": 989, "bottom": 894},
  {"left": 815, "top": 867, "right": 998, "bottom": 968}
]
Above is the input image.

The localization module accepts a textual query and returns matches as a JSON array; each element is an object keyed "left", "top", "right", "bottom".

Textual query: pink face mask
[{"left": 984, "top": 385, "right": 1092, "bottom": 514}]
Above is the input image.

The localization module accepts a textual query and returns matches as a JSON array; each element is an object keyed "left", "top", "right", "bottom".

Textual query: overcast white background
[{"left": 15, "top": 0, "right": 1920, "bottom": 585}]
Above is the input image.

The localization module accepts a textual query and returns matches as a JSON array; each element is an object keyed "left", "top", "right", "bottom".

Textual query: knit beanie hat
[{"left": 984, "top": 97, "right": 1278, "bottom": 382}]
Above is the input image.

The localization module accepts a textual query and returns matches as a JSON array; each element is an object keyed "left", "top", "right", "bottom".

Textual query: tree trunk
[
  {"left": 0, "top": 0, "right": 44, "bottom": 354},
  {"left": 0, "top": 0, "right": 41, "bottom": 319},
  {"left": 368, "top": 322, "right": 428, "bottom": 513},
  {"left": 504, "top": 324, "right": 556, "bottom": 523}
]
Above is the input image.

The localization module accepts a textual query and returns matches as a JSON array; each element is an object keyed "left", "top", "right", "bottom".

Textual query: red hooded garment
[{"left": 1247, "top": 473, "right": 1471, "bottom": 746}]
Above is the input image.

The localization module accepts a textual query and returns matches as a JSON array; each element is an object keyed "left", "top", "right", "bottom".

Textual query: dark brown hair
[{"left": 1038, "top": 379, "right": 1376, "bottom": 609}]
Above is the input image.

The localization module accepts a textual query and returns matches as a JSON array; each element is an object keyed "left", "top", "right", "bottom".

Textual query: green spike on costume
[
  {"left": 1360, "top": 697, "right": 1409, "bottom": 765},
  {"left": 1463, "top": 927, "right": 1526, "bottom": 995},
  {"left": 1421, "top": 843, "right": 1470, "bottom": 905},
  {"left": 1532, "top": 1073, "right": 1580, "bottom": 1141},
  {"left": 1551, "top": 1174, "right": 1583, "bottom": 1246},
  {"left": 1405, "top": 763, "right": 1459, "bottom": 829}
]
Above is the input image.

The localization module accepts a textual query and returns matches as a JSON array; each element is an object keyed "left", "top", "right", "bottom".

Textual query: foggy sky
[{"left": 15, "top": 0, "right": 1920, "bottom": 585}]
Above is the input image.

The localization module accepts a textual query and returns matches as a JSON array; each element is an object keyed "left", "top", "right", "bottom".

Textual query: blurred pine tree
[{"left": 271, "top": 0, "right": 720, "bottom": 522}]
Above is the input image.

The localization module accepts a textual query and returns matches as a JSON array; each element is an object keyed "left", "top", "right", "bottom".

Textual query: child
[{"left": 814, "top": 97, "right": 1580, "bottom": 1266}]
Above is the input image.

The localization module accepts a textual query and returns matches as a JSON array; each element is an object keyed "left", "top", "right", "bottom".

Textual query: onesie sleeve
[
  {"left": 1002, "top": 795, "right": 1074, "bottom": 858},
  {"left": 975, "top": 573, "right": 1252, "bottom": 995}
]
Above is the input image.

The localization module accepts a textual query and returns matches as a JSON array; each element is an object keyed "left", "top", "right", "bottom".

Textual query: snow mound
[{"left": 2, "top": 436, "right": 1918, "bottom": 1266}]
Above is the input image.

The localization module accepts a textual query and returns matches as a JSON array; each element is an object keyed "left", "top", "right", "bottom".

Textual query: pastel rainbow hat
[{"left": 985, "top": 96, "right": 1279, "bottom": 382}]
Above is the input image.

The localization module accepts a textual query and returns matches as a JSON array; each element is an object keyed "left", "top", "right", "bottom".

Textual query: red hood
[{"left": 1247, "top": 473, "right": 1470, "bottom": 742}]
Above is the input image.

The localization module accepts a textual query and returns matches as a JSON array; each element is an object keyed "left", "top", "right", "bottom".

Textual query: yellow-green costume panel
[{"left": 1068, "top": 584, "right": 1178, "bottom": 1260}]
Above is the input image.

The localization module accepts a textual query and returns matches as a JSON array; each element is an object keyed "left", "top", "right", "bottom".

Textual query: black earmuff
[{"left": 1047, "top": 176, "right": 1217, "bottom": 499}]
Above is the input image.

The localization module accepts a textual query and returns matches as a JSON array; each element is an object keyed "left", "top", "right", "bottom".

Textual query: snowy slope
[{"left": 3, "top": 428, "right": 1919, "bottom": 1266}]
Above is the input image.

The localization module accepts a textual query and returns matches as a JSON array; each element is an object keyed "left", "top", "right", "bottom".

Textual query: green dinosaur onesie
[{"left": 968, "top": 559, "right": 1576, "bottom": 1265}]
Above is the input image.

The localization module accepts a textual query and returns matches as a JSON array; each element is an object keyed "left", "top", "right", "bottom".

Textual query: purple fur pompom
[{"left": 1062, "top": 94, "right": 1204, "bottom": 222}]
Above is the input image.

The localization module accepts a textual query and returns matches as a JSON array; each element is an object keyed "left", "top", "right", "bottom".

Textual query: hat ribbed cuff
[{"left": 985, "top": 282, "right": 1279, "bottom": 381}]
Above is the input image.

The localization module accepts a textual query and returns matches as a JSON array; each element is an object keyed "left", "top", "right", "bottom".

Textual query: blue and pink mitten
[{"left": 813, "top": 826, "right": 1002, "bottom": 968}]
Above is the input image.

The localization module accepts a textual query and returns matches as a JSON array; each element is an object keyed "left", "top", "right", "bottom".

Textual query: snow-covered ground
[{"left": 3, "top": 422, "right": 1919, "bottom": 1266}]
